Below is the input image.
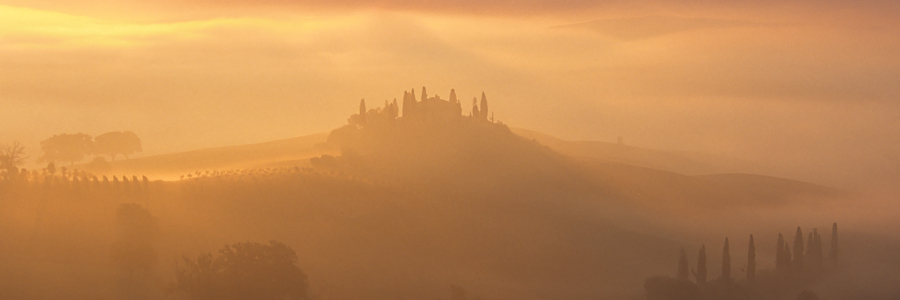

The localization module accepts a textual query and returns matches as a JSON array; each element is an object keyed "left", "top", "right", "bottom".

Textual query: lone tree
[
  {"left": 748, "top": 235, "right": 756, "bottom": 284},
  {"left": 40, "top": 133, "right": 93, "bottom": 165},
  {"left": 793, "top": 227, "right": 805, "bottom": 271},
  {"left": 449, "top": 89, "right": 458, "bottom": 104},
  {"left": 94, "top": 131, "right": 142, "bottom": 161},
  {"left": 359, "top": 99, "right": 367, "bottom": 126},
  {"left": 0, "top": 141, "right": 27, "bottom": 178},
  {"left": 479, "top": 92, "right": 489, "bottom": 121},
  {"left": 830, "top": 222, "right": 839, "bottom": 263},
  {"left": 692, "top": 245, "right": 707, "bottom": 284},
  {"left": 172, "top": 240, "right": 308, "bottom": 300}
]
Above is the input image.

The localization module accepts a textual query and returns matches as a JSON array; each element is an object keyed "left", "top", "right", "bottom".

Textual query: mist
[{"left": 2, "top": 1, "right": 900, "bottom": 299}]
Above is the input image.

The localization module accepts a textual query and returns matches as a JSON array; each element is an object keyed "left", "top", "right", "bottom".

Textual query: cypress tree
[
  {"left": 421, "top": 87, "right": 427, "bottom": 102},
  {"left": 403, "top": 90, "right": 419, "bottom": 118},
  {"left": 472, "top": 98, "right": 479, "bottom": 118},
  {"left": 830, "top": 222, "right": 839, "bottom": 263},
  {"left": 793, "top": 227, "right": 804, "bottom": 271},
  {"left": 812, "top": 229, "right": 823, "bottom": 270},
  {"left": 390, "top": 99, "right": 399, "bottom": 119},
  {"left": 402, "top": 91, "right": 412, "bottom": 118},
  {"left": 748, "top": 235, "right": 756, "bottom": 284},
  {"left": 359, "top": 99, "right": 367, "bottom": 126},
  {"left": 449, "top": 89, "right": 458, "bottom": 104},
  {"left": 806, "top": 232, "right": 814, "bottom": 261},
  {"left": 480, "top": 92, "right": 489, "bottom": 121},
  {"left": 722, "top": 238, "right": 731, "bottom": 281},
  {"left": 806, "top": 228, "right": 822, "bottom": 270},
  {"left": 678, "top": 248, "right": 689, "bottom": 281},
  {"left": 694, "top": 245, "right": 707, "bottom": 284}
]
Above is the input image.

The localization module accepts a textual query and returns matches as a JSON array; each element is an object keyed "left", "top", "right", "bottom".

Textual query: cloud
[
  {"left": 3, "top": 0, "right": 899, "bottom": 22},
  {"left": 555, "top": 16, "right": 774, "bottom": 41}
]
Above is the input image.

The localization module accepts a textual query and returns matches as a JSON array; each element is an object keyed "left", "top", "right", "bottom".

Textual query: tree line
[
  {"left": 648, "top": 223, "right": 840, "bottom": 300},
  {"left": 0, "top": 131, "right": 141, "bottom": 176},
  {"left": 38, "top": 131, "right": 143, "bottom": 165}
]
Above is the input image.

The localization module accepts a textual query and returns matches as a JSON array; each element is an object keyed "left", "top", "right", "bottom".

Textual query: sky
[{"left": 2, "top": 0, "right": 899, "bottom": 188}]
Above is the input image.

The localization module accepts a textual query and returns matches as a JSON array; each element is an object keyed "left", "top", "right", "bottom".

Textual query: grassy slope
[{"left": 92, "top": 133, "right": 334, "bottom": 179}]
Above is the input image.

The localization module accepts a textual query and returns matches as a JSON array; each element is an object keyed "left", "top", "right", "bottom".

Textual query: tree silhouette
[
  {"left": 721, "top": 238, "right": 731, "bottom": 281},
  {"left": 0, "top": 141, "right": 27, "bottom": 178},
  {"left": 480, "top": 92, "right": 489, "bottom": 121},
  {"left": 793, "top": 227, "right": 804, "bottom": 271},
  {"left": 692, "top": 245, "right": 707, "bottom": 284},
  {"left": 806, "top": 229, "right": 823, "bottom": 270},
  {"left": 390, "top": 98, "right": 399, "bottom": 119},
  {"left": 748, "top": 234, "right": 756, "bottom": 284},
  {"left": 449, "top": 89, "right": 458, "bottom": 104},
  {"left": 45, "top": 162, "right": 56, "bottom": 176},
  {"left": 830, "top": 222, "right": 839, "bottom": 263},
  {"left": 814, "top": 229, "right": 823, "bottom": 269},
  {"left": 359, "top": 99, "right": 367, "bottom": 126},
  {"left": 403, "top": 89, "right": 417, "bottom": 118},
  {"left": 472, "top": 97, "right": 479, "bottom": 118},
  {"left": 678, "top": 248, "right": 689, "bottom": 280},
  {"left": 172, "top": 240, "right": 308, "bottom": 300},
  {"left": 421, "top": 86, "right": 428, "bottom": 102},
  {"left": 94, "top": 131, "right": 142, "bottom": 161},
  {"left": 40, "top": 133, "right": 93, "bottom": 165}
]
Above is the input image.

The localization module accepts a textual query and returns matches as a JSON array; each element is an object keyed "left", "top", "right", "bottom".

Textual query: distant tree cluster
[
  {"left": 37, "top": 131, "right": 141, "bottom": 165},
  {"left": 95, "top": 131, "right": 143, "bottom": 161},
  {"left": 171, "top": 241, "right": 308, "bottom": 300},
  {"left": 646, "top": 223, "right": 841, "bottom": 300}
]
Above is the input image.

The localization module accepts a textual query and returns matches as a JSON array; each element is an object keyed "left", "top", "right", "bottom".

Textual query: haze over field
[{"left": 2, "top": 1, "right": 900, "bottom": 300}]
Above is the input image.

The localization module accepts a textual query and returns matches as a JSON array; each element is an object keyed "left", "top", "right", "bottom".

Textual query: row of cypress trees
[{"left": 678, "top": 223, "right": 839, "bottom": 285}]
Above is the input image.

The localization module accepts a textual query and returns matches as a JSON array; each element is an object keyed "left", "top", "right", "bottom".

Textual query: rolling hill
[{"left": 7, "top": 109, "right": 853, "bottom": 300}]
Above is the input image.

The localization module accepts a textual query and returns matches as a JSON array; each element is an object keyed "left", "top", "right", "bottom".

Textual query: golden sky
[{"left": 2, "top": 0, "right": 899, "bottom": 187}]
